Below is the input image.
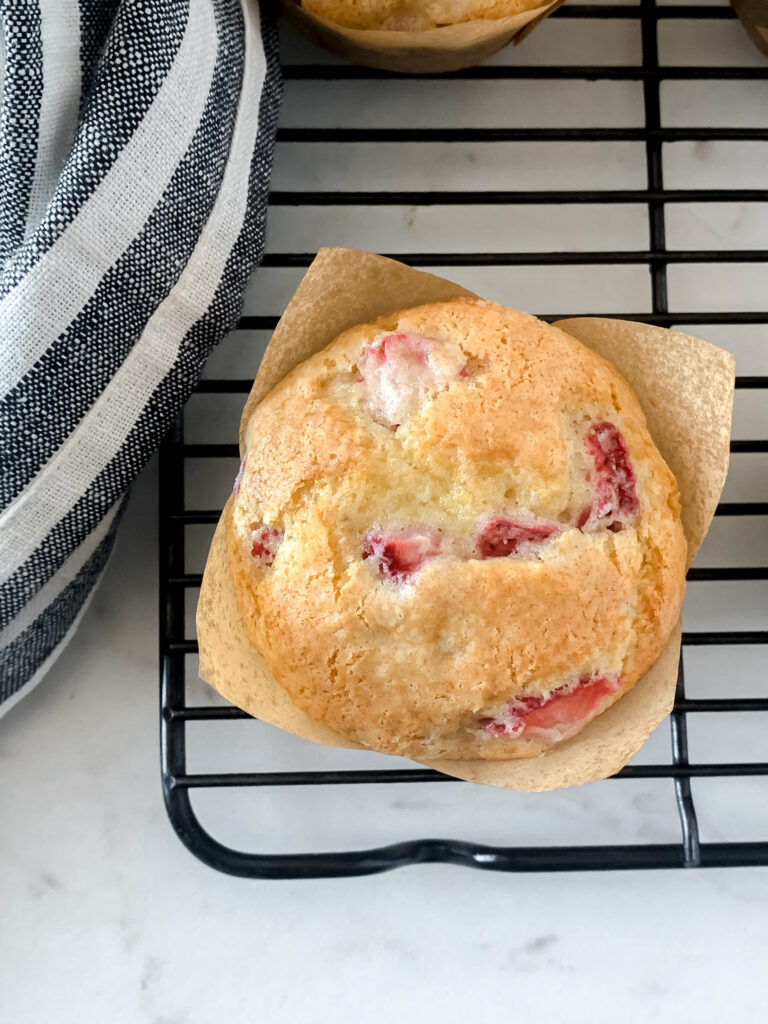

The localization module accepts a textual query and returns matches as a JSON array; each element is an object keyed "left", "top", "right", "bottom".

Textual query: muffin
[
  {"left": 301, "top": 0, "right": 546, "bottom": 30},
  {"left": 228, "top": 298, "right": 687, "bottom": 761}
]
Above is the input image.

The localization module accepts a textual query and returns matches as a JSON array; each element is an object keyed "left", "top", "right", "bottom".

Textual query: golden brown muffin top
[
  {"left": 228, "top": 298, "right": 686, "bottom": 760},
  {"left": 302, "top": 0, "right": 545, "bottom": 30}
]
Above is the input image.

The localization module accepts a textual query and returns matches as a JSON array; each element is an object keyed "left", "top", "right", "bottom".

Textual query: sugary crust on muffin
[
  {"left": 228, "top": 298, "right": 687, "bottom": 760},
  {"left": 301, "top": 0, "right": 544, "bottom": 31}
]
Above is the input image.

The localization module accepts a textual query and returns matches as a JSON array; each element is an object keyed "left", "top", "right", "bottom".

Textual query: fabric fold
[{"left": 0, "top": 0, "right": 282, "bottom": 712}]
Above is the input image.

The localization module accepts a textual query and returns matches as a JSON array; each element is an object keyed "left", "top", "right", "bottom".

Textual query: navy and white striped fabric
[{"left": 0, "top": 0, "right": 281, "bottom": 714}]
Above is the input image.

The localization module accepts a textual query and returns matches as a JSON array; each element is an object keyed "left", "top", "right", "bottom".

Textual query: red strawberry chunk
[
  {"left": 357, "top": 333, "right": 467, "bottom": 427},
  {"left": 250, "top": 524, "right": 283, "bottom": 566},
  {"left": 362, "top": 527, "right": 443, "bottom": 583},
  {"left": 475, "top": 516, "right": 560, "bottom": 559},
  {"left": 479, "top": 674, "right": 622, "bottom": 742},
  {"left": 576, "top": 506, "right": 591, "bottom": 530},
  {"left": 583, "top": 421, "right": 639, "bottom": 527}
]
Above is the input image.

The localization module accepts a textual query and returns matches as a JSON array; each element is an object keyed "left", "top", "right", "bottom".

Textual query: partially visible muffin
[
  {"left": 228, "top": 298, "right": 687, "bottom": 761},
  {"left": 302, "top": 0, "right": 545, "bottom": 30}
]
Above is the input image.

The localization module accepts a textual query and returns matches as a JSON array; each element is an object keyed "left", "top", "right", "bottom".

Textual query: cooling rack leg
[
  {"left": 641, "top": 1, "right": 701, "bottom": 868},
  {"left": 159, "top": 418, "right": 189, "bottom": 812},
  {"left": 640, "top": 0, "right": 668, "bottom": 314},
  {"left": 671, "top": 653, "right": 702, "bottom": 867}
]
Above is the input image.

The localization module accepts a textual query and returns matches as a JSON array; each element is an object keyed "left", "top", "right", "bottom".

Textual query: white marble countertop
[
  {"left": 2, "top": 9, "right": 768, "bottom": 1022},
  {"left": 2, "top": 468, "right": 767, "bottom": 1022}
]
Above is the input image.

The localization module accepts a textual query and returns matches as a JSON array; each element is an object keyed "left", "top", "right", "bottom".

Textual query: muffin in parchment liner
[
  {"left": 197, "top": 248, "right": 734, "bottom": 792},
  {"left": 281, "top": 0, "right": 565, "bottom": 73}
]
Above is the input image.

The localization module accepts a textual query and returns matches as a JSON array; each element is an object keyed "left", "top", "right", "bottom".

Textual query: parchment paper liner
[
  {"left": 280, "top": 0, "right": 565, "bottom": 74},
  {"left": 729, "top": 0, "right": 768, "bottom": 57},
  {"left": 197, "top": 248, "right": 734, "bottom": 791}
]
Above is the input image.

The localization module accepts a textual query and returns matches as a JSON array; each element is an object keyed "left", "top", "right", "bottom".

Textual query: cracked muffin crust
[{"left": 228, "top": 298, "right": 687, "bottom": 760}]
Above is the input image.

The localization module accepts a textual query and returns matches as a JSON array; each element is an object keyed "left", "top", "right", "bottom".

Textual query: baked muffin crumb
[{"left": 229, "top": 298, "right": 686, "bottom": 760}]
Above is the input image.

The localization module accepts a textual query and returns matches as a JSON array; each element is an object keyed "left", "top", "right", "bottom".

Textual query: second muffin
[{"left": 301, "top": 0, "right": 546, "bottom": 30}]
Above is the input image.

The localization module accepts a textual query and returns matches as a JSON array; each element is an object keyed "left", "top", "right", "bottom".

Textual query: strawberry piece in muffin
[
  {"left": 357, "top": 333, "right": 466, "bottom": 427},
  {"left": 475, "top": 516, "right": 561, "bottom": 560},
  {"left": 362, "top": 527, "right": 443, "bottom": 583},
  {"left": 582, "top": 421, "right": 639, "bottom": 530},
  {"left": 478, "top": 674, "right": 622, "bottom": 743},
  {"left": 250, "top": 524, "right": 283, "bottom": 567}
]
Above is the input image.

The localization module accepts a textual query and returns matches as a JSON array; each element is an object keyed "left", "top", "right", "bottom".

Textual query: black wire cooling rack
[{"left": 159, "top": 0, "right": 768, "bottom": 878}]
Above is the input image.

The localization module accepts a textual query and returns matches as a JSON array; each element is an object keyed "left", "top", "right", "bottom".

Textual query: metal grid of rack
[{"left": 159, "top": 0, "right": 768, "bottom": 877}]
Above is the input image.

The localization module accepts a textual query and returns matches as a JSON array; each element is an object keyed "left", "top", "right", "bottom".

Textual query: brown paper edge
[
  {"left": 729, "top": 0, "right": 768, "bottom": 56},
  {"left": 280, "top": 0, "right": 560, "bottom": 72},
  {"left": 198, "top": 247, "right": 735, "bottom": 791}
]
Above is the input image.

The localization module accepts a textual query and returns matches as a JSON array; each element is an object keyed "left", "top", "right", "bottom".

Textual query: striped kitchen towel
[{"left": 0, "top": 0, "right": 281, "bottom": 715}]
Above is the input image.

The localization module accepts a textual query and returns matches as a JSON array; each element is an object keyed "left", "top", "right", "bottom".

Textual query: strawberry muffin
[
  {"left": 228, "top": 298, "right": 686, "bottom": 760},
  {"left": 301, "top": 0, "right": 546, "bottom": 30}
]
